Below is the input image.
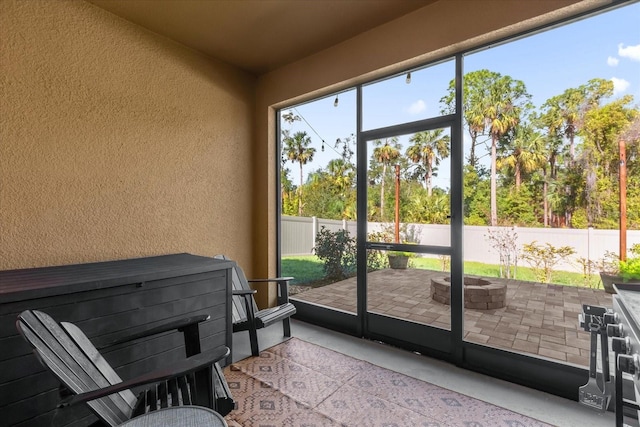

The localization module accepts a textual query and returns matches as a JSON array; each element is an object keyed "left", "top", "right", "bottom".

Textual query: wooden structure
[
  {"left": 0, "top": 253, "right": 234, "bottom": 427},
  {"left": 17, "top": 309, "right": 233, "bottom": 426},
  {"left": 215, "top": 255, "right": 296, "bottom": 356}
]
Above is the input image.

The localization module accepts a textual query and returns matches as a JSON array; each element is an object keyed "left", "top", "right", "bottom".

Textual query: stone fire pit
[{"left": 430, "top": 275, "right": 507, "bottom": 309}]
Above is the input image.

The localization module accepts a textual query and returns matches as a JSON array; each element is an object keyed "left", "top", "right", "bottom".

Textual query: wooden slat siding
[
  {"left": 0, "top": 271, "right": 222, "bottom": 338},
  {"left": 0, "top": 283, "right": 226, "bottom": 385},
  {"left": 0, "top": 311, "right": 226, "bottom": 406},
  {"left": 0, "top": 254, "right": 233, "bottom": 427},
  {"left": 0, "top": 271, "right": 224, "bottom": 360},
  {"left": 0, "top": 253, "right": 225, "bottom": 302},
  {"left": 7, "top": 401, "right": 96, "bottom": 427},
  {"left": 0, "top": 370, "right": 58, "bottom": 407}
]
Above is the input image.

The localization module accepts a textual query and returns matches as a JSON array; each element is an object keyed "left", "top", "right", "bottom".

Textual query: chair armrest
[
  {"left": 247, "top": 277, "right": 294, "bottom": 283},
  {"left": 96, "top": 315, "right": 210, "bottom": 349},
  {"left": 233, "top": 289, "right": 256, "bottom": 296},
  {"left": 58, "top": 345, "right": 230, "bottom": 408},
  {"left": 248, "top": 277, "right": 294, "bottom": 305}
]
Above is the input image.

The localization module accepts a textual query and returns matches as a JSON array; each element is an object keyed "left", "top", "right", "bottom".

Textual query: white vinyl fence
[{"left": 281, "top": 215, "right": 640, "bottom": 274}]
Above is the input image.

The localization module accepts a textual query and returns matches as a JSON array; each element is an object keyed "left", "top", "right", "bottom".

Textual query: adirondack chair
[
  {"left": 214, "top": 255, "right": 296, "bottom": 356},
  {"left": 16, "top": 309, "right": 235, "bottom": 427}
]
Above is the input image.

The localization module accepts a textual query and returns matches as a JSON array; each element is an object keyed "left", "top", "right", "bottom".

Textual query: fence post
[
  {"left": 342, "top": 219, "right": 347, "bottom": 230},
  {"left": 312, "top": 216, "right": 318, "bottom": 253}
]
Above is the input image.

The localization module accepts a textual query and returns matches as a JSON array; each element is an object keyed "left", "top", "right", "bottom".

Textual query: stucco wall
[
  {"left": 0, "top": 0, "right": 256, "bottom": 270},
  {"left": 253, "top": 0, "right": 609, "bottom": 276}
]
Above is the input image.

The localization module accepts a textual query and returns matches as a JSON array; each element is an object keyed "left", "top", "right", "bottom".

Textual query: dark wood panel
[
  {"left": 3, "top": 389, "right": 96, "bottom": 427},
  {"left": 0, "top": 369, "right": 57, "bottom": 407},
  {"left": 0, "top": 253, "right": 233, "bottom": 427},
  {"left": 0, "top": 253, "right": 229, "bottom": 302}
]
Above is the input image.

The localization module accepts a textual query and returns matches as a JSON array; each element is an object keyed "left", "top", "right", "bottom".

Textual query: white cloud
[
  {"left": 406, "top": 100, "right": 426, "bottom": 115},
  {"left": 611, "top": 77, "right": 630, "bottom": 95},
  {"left": 618, "top": 43, "right": 640, "bottom": 61},
  {"left": 607, "top": 56, "right": 619, "bottom": 66}
]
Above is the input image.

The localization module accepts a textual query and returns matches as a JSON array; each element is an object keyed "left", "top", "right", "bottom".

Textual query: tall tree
[
  {"left": 498, "top": 123, "right": 545, "bottom": 189},
  {"left": 540, "top": 78, "right": 613, "bottom": 165},
  {"left": 406, "top": 129, "right": 450, "bottom": 196},
  {"left": 539, "top": 132, "right": 564, "bottom": 227},
  {"left": 372, "top": 137, "right": 400, "bottom": 220},
  {"left": 283, "top": 131, "right": 316, "bottom": 216},
  {"left": 580, "top": 95, "right": 637, "bottom": 225},
  {"left": 327, "top": 158, "right": 356, "bottom": 219},
  {"left": 479, "top": 72, "right": 532, "bottom": 225},
  {"left": 441, "top": 71, "right": 492, "bottom": 168}
]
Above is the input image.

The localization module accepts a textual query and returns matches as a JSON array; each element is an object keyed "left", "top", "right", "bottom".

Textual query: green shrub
[
  {"left": 313, "top": 227, "right": 356, "bottom": 280},
  {"left": 570, "top": 208, "right": 589, "bottom": 229},
  {"left": 619, "top": 243, "right": 640, "bottom": 281},
  {"left": 521, "top": 241, "right": 576, "bottom": 283}
]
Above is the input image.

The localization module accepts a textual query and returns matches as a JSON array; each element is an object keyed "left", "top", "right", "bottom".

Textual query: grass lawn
[{"left": 282, "top": 255, "right": 603, "bottom": 289}]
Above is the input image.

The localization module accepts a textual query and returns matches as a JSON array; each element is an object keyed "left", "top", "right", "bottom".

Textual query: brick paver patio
[{"left": 290, "top": 268, "right": 612, "bottom": 367}]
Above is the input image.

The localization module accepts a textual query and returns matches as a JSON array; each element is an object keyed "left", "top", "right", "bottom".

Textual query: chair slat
[
  {"left": 178, "top": 375, "right": 192, "bottom": 405},
  {"left": 62, "top": 321, "right": 137, "bottom": 411},
  {"left": 132, "top": 390, "right": 147, "bottom": 417},
  {"left": 256, "top": 303, "right": 297, "bottom": 327},
  {"left": 157, "top": 381, "right": 167, "bottom": 408},
  {"left": 17, "top": 310, "right": 130, "bottom": 426},
  {"left": 148, "top": 385, "right": 158, "bottom": 411},
  {"left": 167, "top": 378, "right": 183, "bottom": 406},
  {"left": 232, "top": 265, "right": 259, "bottom": 316}
]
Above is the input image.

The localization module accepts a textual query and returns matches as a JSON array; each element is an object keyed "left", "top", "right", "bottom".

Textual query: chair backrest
[
  {"left": 214, "top": 255, "right": 259, "bottom": 324},
  {"left": 16, "top": 310, "right": 137, "bottom": 426}
]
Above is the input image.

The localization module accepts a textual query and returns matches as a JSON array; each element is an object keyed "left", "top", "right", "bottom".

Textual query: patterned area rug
[{"left": 223, "top": 338, "right": 552, "bottom": 427}]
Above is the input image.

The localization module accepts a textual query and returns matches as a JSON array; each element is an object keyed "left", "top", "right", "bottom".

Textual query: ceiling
[{"left": 88, "top": 0, "right": 436, "bottom": 75}]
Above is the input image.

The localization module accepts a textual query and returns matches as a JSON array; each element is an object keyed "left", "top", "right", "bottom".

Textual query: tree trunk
[
  {"left": 380, "top": 164, "right": 386, "bottom": 220},
  {"left": 427, "top": 163, "right": 433, "bottom": 197},
  {"left": 490, "top": 135, "right": 498, "bottom": 226},
  {"left": 469, "top": 134, "right": 477, "bottom": 168},
  {"left": 543, "top": 171, "right": 549, "bottom": 227},
  {"left": 298, "top": 163, "right": 303, "bottom": 216}
]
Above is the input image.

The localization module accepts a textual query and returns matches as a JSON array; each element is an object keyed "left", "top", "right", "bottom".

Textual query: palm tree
[
  {"left": 441, "top": 72, "right": 488, "bottom": 168},
  {"left": 479, "top": 73, "right": 531, "bottom": 225},
  {"left": 372, "top": 137, "right": 400, "bottom": 220},
  {"left": 498, "top": 124, "right": 545, "bottom": 189},
  {"left": 326, "top": 158, "right": 355, "bottom": 219},
  {"left": 283, "top": 131, "right": 316, "bottom": 216},
  {"left": 406, "top": 129, "right": 450, "bottom": 196}
]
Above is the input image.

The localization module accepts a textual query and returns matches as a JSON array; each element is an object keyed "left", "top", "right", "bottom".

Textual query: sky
[{"left": 281, "top": 2, "right": 640, "bottom": 191}]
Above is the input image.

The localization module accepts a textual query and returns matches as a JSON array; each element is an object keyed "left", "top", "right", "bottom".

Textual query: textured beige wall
[
  {"left": 0, "top": 0, "right": 256, "bottom": 270},
  {"left": 253, "top": 0, "right": 609, "bottom": 276}
]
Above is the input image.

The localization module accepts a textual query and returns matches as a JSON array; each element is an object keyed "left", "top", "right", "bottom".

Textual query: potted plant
[
  {"left": 370, "top": 223, "right": 420, "bottom": 270},
  {"left": 619, "top": 244, "right": 640, "bottom": 282},
  {"left": 599, "top": 244, "right": 640, "bottom": 293},
  {"left": 387, "top": 251, "right": 412, "bottom": 269}
]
